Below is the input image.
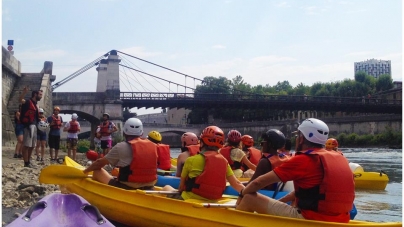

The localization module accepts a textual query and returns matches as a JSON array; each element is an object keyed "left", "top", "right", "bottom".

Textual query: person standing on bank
[
  {"left": 19, "top": 90, "right": 43, "bottom": 168},
  {"left": 64, "top": 113, "right": 81, "bottom": 161},
  {"left": 236, "top": 118, "right": 355, "bottom": 223},
  {"left": 14, "top": 86, "right": 29, "bottom": 159},
  {"left": 99, "top": 113, "right": 118, "bottom": 156},
  {"left": 35, "top": 108, "right": 48, "bottom": 163},
  {"left": 47, "top": 106, "right": 63, "bottom": 162}
]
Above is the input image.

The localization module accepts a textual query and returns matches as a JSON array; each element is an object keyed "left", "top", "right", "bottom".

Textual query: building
[{"left": 354, "top": 59, "right": 391, "bottom": 79}]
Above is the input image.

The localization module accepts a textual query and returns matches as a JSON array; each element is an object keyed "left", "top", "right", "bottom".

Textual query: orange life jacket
[
  {"left": 157, "top": 144, "right": 171, "bottom": 170},
  {"left": 187, "top": 144, "right": 200, "bottom": 156},
  {"left": 118, "top": 138, "right": 158, "bottom": 183},
  {"left": 51, "top": 115, "right": 62, "bottom": 129},
  {"left": 68, "top": 120, "right": 79, "bottom": 133},
  {"left": 185, "top": 152, "right": 228, "bottom": 200},
  {"left": 248, "top": 147, "right": 261, "bottom": 165},
  {"left": 99, "top": 120, "right": 112, "bottom": 136},
  {"left": 20, "top": 99, "right": 37, "bottom": 125},
  {"left": 220, "top": 146, "right": 241, "bottom": 170},
  {"left": 268, "top": 154, "right": 290, "bottom": 169},
  {"left": 295, "top": 149, "right": 354, "bottom": 223}
]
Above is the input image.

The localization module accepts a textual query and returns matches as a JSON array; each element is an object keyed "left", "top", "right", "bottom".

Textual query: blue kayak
[
  {"left": 7, "top": 193, "right": 114, "bottom": 227},
  {"left": 156, "top": 175, "right": 289, "bottom": 199}
]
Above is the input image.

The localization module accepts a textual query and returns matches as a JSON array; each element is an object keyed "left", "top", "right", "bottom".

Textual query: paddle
[
  {"left": 193, "top": 203, "right": 236, "bottom": 208},
  {"left": 136, "top": 190, "right": 180, "bottom": 195},
  {"left": 39, "top": 165, "right": 91, "bottom": 185}
]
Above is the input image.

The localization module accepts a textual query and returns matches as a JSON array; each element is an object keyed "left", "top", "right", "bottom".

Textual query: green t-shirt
[{"left": 181, "top": 153, "right": 234, "bottom": 201}]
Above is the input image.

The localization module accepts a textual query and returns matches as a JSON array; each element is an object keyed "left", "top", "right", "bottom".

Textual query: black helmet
[{"left": 262, "top": 129, "right": 286, "bottom": 150}]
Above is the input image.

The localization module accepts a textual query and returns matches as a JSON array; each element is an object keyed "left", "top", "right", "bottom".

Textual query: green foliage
[
  {"left": 77, "top": 139, "right": 90, "bottom": 149},
  {"left": 376, "top": 74, "right": 393, "bottom": 92},
  {"left": 112, "top": 133, "right": 124, "bottom": 146}
]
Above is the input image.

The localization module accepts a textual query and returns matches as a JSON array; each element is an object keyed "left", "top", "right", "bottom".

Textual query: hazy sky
[{"left": 2, "top": 0, "right": 402, "bottom": 115}]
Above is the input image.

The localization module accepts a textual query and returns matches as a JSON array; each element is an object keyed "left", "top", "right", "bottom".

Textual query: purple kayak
[{"left": 7, "top": 193, "right": 115, "bottom": 227}]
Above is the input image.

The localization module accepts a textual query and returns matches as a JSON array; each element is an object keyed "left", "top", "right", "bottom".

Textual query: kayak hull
[
  {"left": 7, "top": 193, "right": 114, "bottom": 227},
  {"left": 61, "top": 157, "right": 401, "bottom": 227},
  {"left": 354, "top": 171, "right": 389, "bottom": 190}
]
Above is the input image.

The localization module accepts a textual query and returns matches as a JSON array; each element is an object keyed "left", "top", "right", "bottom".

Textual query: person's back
[
  {"left": 237, "top": 118, "right": 355, "bottom": 223},
  {"left": 84, "top": 118, "right": 158, "bottom": 190},
  {"left": 164, "top": 126, "right": 245, "bottom": 201},
  {"left": 176, "top": 132, "right": 200, "bottom": 177},
  {"left": 147, "top": 131, "right": 172, "bottom": 171},
  {"left": 241, "top": 135, "right": 261, "bottom": 173},
  {"left": 220, "top": 130, "right": 256, "bottom": 178},
  {"left": 248, "top": 129, "right": 286, "bottom": 190}
]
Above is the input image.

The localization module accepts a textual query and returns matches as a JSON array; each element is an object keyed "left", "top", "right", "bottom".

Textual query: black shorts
[
  {"left": 107, "top": 178, "right": 154, "bottom": 190},
  {"left": 101, "top": 140, "right": 112, "bottom": 149},
  {"left": 48, "top": 135, "right": 61, "bottom": 150}
]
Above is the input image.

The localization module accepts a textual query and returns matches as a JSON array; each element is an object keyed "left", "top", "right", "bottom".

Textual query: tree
[
  {"left": 376, "top": 74, "right": 393, "bottom": 92},
  {"left": 355, "top": 71, "right": 368, "bottom": 83}
]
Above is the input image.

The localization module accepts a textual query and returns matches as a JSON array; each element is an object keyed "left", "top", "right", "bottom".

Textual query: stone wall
[{"left": 2, "top": 47, "right": 21, "bottom": 146}]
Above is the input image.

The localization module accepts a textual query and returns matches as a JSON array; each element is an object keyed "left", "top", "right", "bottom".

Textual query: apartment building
[{"left": 354, "top": 59, "right": 391, "bottom": 79}]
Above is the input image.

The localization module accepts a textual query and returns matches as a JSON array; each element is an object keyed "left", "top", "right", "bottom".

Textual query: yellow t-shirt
[{"left": 181, "top": 153, "right": 234, "bottom": 201}]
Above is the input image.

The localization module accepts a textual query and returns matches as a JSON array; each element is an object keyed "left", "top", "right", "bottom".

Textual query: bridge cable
[
  {"left": 52, "top": 51, "right": 111, "bottom": 90},
  {"left": 119, "top": 64, "right": 196, "bottom": 91},
  {"left": 120, "top": 58, "right": 154, "bottom": 92},
  {"left": 117, "top": 51, "right": 261, "bottom": 95},
  {"left": 119, "top": 56, "right": 173, "bottom": 92}
]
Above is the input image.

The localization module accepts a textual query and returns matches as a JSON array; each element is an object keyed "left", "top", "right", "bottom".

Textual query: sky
[{"left": 2, "top": 0, "right": 402, "bottom": 115}]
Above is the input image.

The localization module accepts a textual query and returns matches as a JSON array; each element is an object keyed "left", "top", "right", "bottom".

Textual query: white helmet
[
  {"left": 39, "top": 108, "right": 44, "bottom": 113},
  {"left": 37, "top": 121, "right": 49, "bottom": 132},
  {"left": 297, "top": 118, "right": 329, "bottom": 145},
  {"left": 123, "top": 118, "right": 143, "bottom": 136},
  {"left": 72, "top": 113, "right": 78, "bottom": 119}
]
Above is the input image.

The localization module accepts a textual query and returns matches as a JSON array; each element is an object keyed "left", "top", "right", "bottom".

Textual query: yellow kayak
[
  {"left": 42, "top": 156, "right": 401, "bottom": 227},
  {"left": 350, "top": 163, "right": 389, "bottom": 190}
]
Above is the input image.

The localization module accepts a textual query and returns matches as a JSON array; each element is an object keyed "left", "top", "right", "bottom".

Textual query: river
[{"left": 173, "top": 147, "right": 402, "bottom": 223}]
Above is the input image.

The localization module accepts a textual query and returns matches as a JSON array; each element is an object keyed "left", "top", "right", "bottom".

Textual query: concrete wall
[{"left": 2, "top": 47, "right": 21, "bottom": 146}]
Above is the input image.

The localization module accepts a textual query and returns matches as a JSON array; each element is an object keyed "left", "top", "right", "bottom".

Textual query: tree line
[{"left": 188, "top": 72, "right": 394, "bottom": 124}]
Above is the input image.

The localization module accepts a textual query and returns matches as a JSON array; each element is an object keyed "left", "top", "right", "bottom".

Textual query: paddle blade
[{"left": 39, "top": 165, "right": 90, "bottom": 185}]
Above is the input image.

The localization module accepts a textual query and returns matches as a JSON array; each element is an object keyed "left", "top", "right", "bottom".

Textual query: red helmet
[
  {"left": 181, "top": 132, "right": 198, "bottom": 146},
  {"left": 86, "top": 150, "right": 98, "bottom": 161},
  {"left": 326, "top": 138, "right": 339, "bottom": 150},
  {"left": 241, "top": 135, "right": 254, "bottom": 147},
  {"left": 200, "top": 126, "right": 224, "bottom": 148},
  {"left": 227, "top": 130, "right": 241, "bottom": 143}
]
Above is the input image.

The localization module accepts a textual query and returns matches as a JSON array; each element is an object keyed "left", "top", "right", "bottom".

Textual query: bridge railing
[{"left": 120, "top": 92, "right": 401, "bottom": 106}]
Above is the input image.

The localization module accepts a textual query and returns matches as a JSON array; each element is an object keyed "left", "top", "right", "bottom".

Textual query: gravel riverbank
[{"left": 1, "top": 147, "right": 88, "bottom": 226}]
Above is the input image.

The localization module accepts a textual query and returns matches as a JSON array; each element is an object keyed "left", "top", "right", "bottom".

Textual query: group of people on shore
[
  {"left": 83, "top": 116, "right": 354, "bottom": 223},
  {"left": 13, "top": 87, "right": 83, "bottom": 167}
]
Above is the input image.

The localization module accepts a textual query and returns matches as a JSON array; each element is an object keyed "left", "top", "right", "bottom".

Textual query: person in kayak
[
  {"left": 247, "top": 129, "right": 288, "bottom": 191},
  {"left": 83, "top": 118, "right": 158, "bottom": 190},
  {"left": 278, "top": 138, "right": 293, "bottom": 157},
  {"left": 163, "top": 126, "right": 245, "bottom": 201},
  {"left": 176, "top": 132, "right": 200, "bottom": 177},
  {"left": 240, "top": 135, "right": 261, "bottom": 177},
  {"left": 220, "top": 130, "right": 256, "bottom": 178},
  {"left": 325, "top": 138, "right": 344, "bottom": 155},
  {"left": 236, "top": 118, "right": 355, "bottom": 223},
  {"left": 147, "top": 130, "right": 173, "bottom": 171}
]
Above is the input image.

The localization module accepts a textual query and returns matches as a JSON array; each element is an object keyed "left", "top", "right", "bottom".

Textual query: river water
[{"left": 173, "top": 147, "right": 402, "bottom": 223}]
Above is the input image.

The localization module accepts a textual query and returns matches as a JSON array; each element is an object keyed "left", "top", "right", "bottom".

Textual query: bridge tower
[{"left": 94, "top": 50, "right": 124, "bottom": 137}]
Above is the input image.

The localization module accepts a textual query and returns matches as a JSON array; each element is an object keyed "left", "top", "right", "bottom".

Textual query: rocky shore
[{"left": 1, "top": 147, "right": 89, "bottom": 226}]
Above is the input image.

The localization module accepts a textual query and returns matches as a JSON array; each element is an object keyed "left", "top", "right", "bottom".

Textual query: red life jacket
[
  {"left": 187, "top": 144, "right": 200, "bottom": 156},
  {"left": 220, "top": 146, "right": 241, "bottom": 170},
  {"left": 295, "top": 149, "right": 355, "bottom": 222},
  {"left": 118, "top": 138, "right": 158, "bottom": 183},
  {"left": 185, "top": 152, "right": 228, "bottom": 200},
  {"left": 68, "top": 121, "right": 79, "bottom": 133},
  {"left": 157, "top": 144, "right": 171, "bottom": 170},
  {"left": 51, "top": 115, "right": 62, "bottom": 129},
  {"left": 20, "top": 99, "right": 37, "bottom": 125},
  {"left": 99, "top": 121, "right": 111, "bottom": 136},
  {"left": 248, "top": 147, "right": 261, "bottom": 165}
]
